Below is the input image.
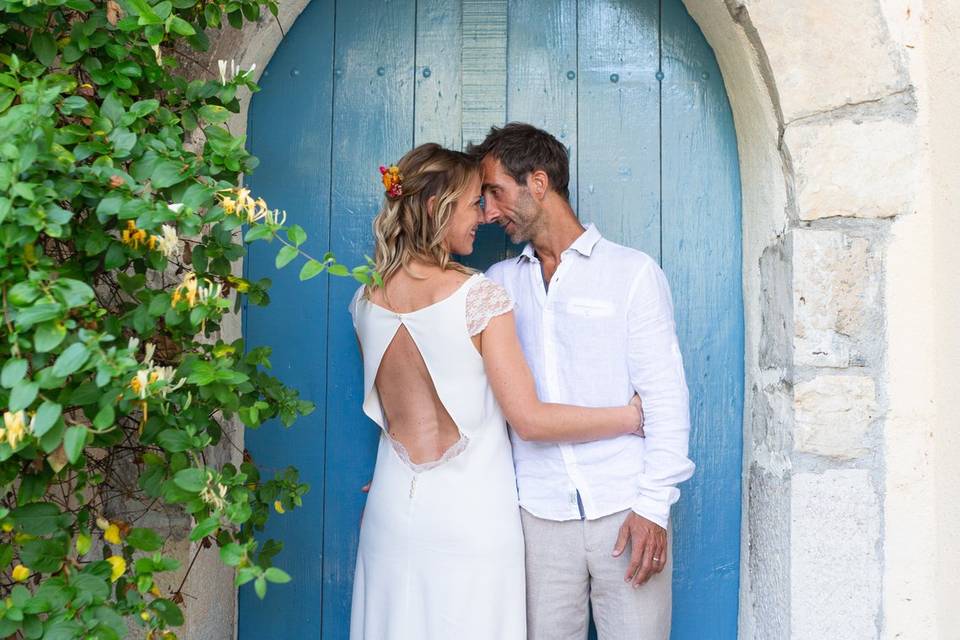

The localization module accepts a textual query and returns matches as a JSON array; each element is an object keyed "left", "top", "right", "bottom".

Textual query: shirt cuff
[{"left": 631, "top": 492, "right": 674, "bottom": 530}]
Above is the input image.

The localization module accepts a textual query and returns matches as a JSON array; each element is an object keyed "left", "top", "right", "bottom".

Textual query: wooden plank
[
  {"left": 660, "top": 0, "right": 743, "bottom": 637},
  {"left": 415, "top": 0, "right": 462, "bottom": 148},
  {"left": 239, "top": 0, "right": 336, "bottom": 636},
  {"left": 577, "top": 0, "right": 661, "bottom": 260},
  {"left": 321, "top": 0, "right": 417, "bottom": 637},
  {"left": 506, "top": 0, "right": 578, "bottom": 212},
  {"left": 461, "top": 0, "right": 509, "bottom": 269}
]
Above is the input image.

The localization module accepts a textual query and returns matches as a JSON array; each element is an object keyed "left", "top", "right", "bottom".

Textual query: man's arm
[{"left": 613, "top": 259, "right": 694, "bottom": 586}]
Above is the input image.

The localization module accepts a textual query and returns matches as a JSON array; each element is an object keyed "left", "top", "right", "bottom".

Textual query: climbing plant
[{"left": 0, "top": 0, "right": 373, "bottom": 636}]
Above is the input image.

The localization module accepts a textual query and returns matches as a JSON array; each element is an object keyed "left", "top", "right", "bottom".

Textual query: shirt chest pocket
[{"left": 564, "top": 297, "right": 617, "bottom": 319}]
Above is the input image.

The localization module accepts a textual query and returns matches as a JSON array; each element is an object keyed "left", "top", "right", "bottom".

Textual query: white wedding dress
[{"left": 348, "top": 273, "right": 526, "bottom": 639}]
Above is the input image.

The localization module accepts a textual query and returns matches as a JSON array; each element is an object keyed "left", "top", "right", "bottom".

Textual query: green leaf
[
  {"left": 275, "top": 245, "right": 298, "bottom": 269},
  {"left": 126, "top": 527, "right": 163, "bottom": 552},
  {"left": 173, "top": 468, "right": 206, "bottom": 492},
  {"left": 286, "top": 224, "right": 307, "bottom": 247},
  {"left": 189, "top": 516, "right": 219, "bottom": 541},
  {"left": 254, "top": 575, "right": 267, "bottom": 599},
  {"left": 33, "top": 321, "right": 67, "bottom": 352},
  {"left": 198, "top": 104, "right": 229, "bottom": 123},
  {"left": 32, "top": 402, "right": 62, "bottom": 438},
  {"left": 219, "top": 543, "right": 244, "bottom": 566},
  {"left": 243, "top": 224, "right": 273, "bottom": 243},
  {"left": 151, "top": 160, "right": 187, "bottom": 188},
  {"left": 53, "top": 278, "right": 95, "bottom": 308},
  {"left": 11, "top": 503, "right": 62, "bottom": 536},
  {"left": 42, "top": 620, "right": 84, "bottom": 640},
  {"left": 52, "top": 343, "right": 90, "bottom": 377},
  {"left": 31, "top": 33, "right": 57, "bottom": 67},
  {"left": 9, "top": 380, "right": 39, "bottom": 412},
  {"left": 92, "top": 404, "right": 114, "bottom": 430},
  {"left": 15, "top": 303, "right": 63, "bottom": 329},
  {"left": 63, "top": 426, "right": 88, "bottom": 464},
  {"left": 1, "top": 358, "right": 27, "bottom": 388},
  {"left": 129, "top": 99, "right": 160, "bottom": 117},
  {"left": 21, "top": 537, "right": 68, "bottom": 573},
  {"left": 328, "top": 263, "right": 350, "bottom": 277},
  {"left": 156, "top": 429, "right": 192, "bottom": 452},
  {"left": 299, "top": 259, "right": 325, "bottom": 281},
  {"left": 150, "top": 599, "right": 184, "bottom": 626},
  {"left": 264, "top": 567, "right": 291, "bottom": 584}
]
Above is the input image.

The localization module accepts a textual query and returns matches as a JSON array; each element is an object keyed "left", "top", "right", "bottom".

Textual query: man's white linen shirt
[{"left": 485, "top": 224, "right": 694, "bottom": 529}]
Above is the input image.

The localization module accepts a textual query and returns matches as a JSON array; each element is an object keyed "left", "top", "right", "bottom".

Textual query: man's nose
[{"left": 482, "top": 199, "right": 501, "bottom": 224}]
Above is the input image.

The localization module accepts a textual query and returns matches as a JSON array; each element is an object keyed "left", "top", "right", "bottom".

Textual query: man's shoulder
[
  {"left": 484, "top": 256, "right": 522, "bottom": 285},
  {"left": 594, "top": 237, "right": 658, "bottom": 274}
]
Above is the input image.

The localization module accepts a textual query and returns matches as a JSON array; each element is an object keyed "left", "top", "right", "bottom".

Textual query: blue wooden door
[{"left": 241, "top": 1, "right": 743, "bottom": 638}]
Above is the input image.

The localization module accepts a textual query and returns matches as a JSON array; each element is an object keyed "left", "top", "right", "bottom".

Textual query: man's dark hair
[{"left": 466, "top": 122, "right": 570, "bottom": 201}]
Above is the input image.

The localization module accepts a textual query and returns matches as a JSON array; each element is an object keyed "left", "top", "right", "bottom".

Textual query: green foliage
[{"left": 0, "top": 0, "right": 375, "bottom": 636}]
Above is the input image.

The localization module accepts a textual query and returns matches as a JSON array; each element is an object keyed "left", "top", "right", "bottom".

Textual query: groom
[{"left": 468, "top": 123, "right": 694, "bottom": 639}]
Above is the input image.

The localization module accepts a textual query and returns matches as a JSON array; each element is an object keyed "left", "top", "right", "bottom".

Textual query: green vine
[{"left": 0, "top": 0, "right": 372, "bottom": 637}]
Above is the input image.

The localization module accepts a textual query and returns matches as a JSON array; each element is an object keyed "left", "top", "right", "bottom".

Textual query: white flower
[
  {"left": 154, "top": 224, "right": 180, "bottom": 258},
  {"left": 218, "top": 59, "right": 228, "bottom": 85},
  {"left": 167, "top": 202, "right": 185, "bottom": 214}
]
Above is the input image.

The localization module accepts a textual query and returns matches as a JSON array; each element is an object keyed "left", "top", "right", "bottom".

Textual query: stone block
[
  {"left": 792, "top": 229, "right": 880, "bottom": 368},
  {"left": 794, "top": 375, "right": 877, "bottom": 458},
  {"left": 746, "top": 462, "right": 790, "bottom": 639},
  {"left": 791, "top": 470, "right": 881, "bottom": 640},
  {"left": 744, "top": 0, "right": 908, "bottom": 122},
  {"left": 785, "top": 118, "right": 917, "bottom": 221}
]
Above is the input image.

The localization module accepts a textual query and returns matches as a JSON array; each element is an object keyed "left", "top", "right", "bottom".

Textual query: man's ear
[
  {"left": 426, "top": 194, "right": 437, "bottom": 217},
  {"left": 528, "top": 170, "right": 549, "bottom": 200}
]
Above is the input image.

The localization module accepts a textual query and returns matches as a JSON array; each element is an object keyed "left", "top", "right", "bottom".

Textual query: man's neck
[{"left": 530, "top": 204, "right": 584, "bottom": 264}]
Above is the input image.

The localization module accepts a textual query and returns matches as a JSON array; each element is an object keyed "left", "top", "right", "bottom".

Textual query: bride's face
[{"left": 442, "top": 172, "right": 484, "bottom": 256}]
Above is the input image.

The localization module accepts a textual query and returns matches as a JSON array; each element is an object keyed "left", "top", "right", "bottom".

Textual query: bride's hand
[{"left": 629, "top": 393, "right": 645, "bottom": 437}]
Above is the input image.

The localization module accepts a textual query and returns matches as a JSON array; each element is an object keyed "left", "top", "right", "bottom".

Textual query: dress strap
[{"left": 465, "top": 276, "right": 514, "bottom": 336}]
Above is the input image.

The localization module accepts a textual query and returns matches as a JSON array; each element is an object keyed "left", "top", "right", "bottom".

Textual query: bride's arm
[{"left": 481, "top": 310, "right": 642, "bottom": 442}]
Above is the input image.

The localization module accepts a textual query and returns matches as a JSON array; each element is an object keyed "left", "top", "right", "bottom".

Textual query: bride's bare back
[{"left": 368, "top": 266, "right": 474, "bottom": 465}]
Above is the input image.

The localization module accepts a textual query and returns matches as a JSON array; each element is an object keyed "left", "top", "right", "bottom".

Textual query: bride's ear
[{"left": 426, "top": 195, "right": 437, "bottom": 217}]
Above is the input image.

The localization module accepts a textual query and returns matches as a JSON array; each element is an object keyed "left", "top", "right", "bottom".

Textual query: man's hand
[{"left": 612, "top": 511, "right": 667, "bottom": 587}]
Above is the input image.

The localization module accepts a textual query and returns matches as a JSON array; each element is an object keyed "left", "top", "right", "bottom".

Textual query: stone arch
[{"left": 181, "top": 2, "right": 928, "bottom": 637}]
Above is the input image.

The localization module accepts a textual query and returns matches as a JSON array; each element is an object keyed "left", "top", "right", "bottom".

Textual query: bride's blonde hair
[{"left": 370, "top": 143, "right": 478, "bottom": 290}]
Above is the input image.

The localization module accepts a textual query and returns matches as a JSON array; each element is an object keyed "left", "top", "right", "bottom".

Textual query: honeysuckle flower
[
  {"left": 167, "top": 202, "right": 185, "bottom": 214},
  {"left": 107, "top": 555, "right": 126, "bottom": 582},
  {"left": 121, "top": 220, "right": 155, "bottom": 251},
  {"left": 153, "top": 224, "right": 180, "bottom": 258},
  {"left": 274, "top": 500, "right": 285, "bottom": 514},
  {"left": 2, "top": 410, "right": 30, "bottom": 449},
  {"left": 171, "top": 272, "right": 199, "bottom": 307},
  {"left": 11, "top": 565, "right": 30, "bottom": 582},
  {"left": 199, "top": 472, "right": 229, "bottom": 510},
  {"left": 218, "top": 59, "right": 228, "bottom": 85}
]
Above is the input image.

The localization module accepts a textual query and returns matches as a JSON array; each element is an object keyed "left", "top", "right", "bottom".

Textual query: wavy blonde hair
[{"left": 369, "top": 143, "right": 478, "bottom": 293}]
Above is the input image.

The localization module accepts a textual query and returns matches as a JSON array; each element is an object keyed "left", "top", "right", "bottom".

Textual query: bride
[{"left": 348, "top": 143, "right": 643, "bottom": 639}]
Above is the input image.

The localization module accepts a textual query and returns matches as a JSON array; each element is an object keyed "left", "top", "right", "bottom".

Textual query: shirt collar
[{"left": 517, "top": 224, "right": 602, "bottom": 262}]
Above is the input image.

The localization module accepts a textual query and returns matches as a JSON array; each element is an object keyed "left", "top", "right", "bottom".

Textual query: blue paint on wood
[
  {"left": 661, "top": 1, "right": 743, "bottom": 636},
  {"left": 321, "top": 1, "right": 417, "bottom": 637},
  {"left": 242, "top": 1, "right": 743, "bottom": 638},
  {"left": 239, "top": 0, "right": 336, "bottom": 636}
]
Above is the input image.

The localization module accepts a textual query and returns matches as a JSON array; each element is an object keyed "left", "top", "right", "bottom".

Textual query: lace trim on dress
[
  {"left": 466, "top": 277, "right": 514, "bottom": 336},
  {"left": 387, "top": 433, "right": 470, "bottom": 472}
]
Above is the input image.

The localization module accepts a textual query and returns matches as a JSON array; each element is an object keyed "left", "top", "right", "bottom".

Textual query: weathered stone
[
  {"left": 785, "top": 117, "right": 917, "bottom": 221},
  {"left": 792, "top": 229, "right": 880, "bottom": 368},
  {"left": 746, "top": 462, "right": 790, "bottom": 639},
  {"left": 743, "top": 0, "right": 908, "bottom": 122},
  {"left": 791, "top": 470, "right": 881, "bottom": 639},
  {"left": 794, "top": 375, "right": 877, "bottom": 458},
  {"left": 759, "top": 238, "right": 792, "bottom": 371}
]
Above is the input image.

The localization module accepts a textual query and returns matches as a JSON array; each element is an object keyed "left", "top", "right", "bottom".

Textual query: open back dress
[{"left": 348, "top": 273, "right": 526, "bottom": 639}]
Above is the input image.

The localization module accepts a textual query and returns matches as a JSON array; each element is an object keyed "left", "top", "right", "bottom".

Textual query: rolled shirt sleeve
[{"left": 626, "top": 261, "right": 695, "bottom": 529}]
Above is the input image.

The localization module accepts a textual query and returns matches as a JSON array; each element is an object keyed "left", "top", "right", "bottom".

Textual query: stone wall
[{"left": 168, "top": 1, "right": 960, "bottom": 638}]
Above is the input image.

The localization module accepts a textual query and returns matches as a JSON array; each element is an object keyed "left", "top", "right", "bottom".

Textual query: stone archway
[{"left": 179, "top": 1, "right": 940, "bottom": 638}]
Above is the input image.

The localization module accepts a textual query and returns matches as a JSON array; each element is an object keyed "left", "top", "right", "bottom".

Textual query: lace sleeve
[{"left": 466, "top": 277, "right": 514, "bottom": 336}]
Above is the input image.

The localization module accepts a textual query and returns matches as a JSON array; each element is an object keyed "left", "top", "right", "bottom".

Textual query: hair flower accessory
[{"left": 380, "top": 164, "right": 403, "bottom": 198}]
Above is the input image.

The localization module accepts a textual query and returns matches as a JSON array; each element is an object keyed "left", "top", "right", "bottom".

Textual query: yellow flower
[
  {"left": 107, "top": 555, "right": 126, "bottom": 582},
  {"left": 171, "top": 272, "right": 199, "bottom": 308},
  {"left": 274, "top": 500, "right": 285, "bottom": 514},
  {"left": 1, "top": 522, "right": 13, "bottom": 533},
  {"left": 140, "top": 611, "right": 152, "bottom": 621},
  {"left": 150, "top": 584, "right": 161, "bottom": 597},
  {"left": 104, "top": 523, "right": 122, "bottom": 545},
  {"left": 2, "top": 410, "right": 29, "bottom": 449},
  {"left": 11, "top": 564, "right": 30, "bottom": 582},
  {"left": 121, "top": 220, "right": 149, "bottom": 250}
]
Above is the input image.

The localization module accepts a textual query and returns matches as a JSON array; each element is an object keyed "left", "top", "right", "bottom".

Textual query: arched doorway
[{"left": 240, "top": 0, "right": 743, "bottom": 637}]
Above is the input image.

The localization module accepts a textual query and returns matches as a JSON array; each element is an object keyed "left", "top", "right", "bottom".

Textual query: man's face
[{"left": 479, "top": 156, "right": 543, "bottom": 244}]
